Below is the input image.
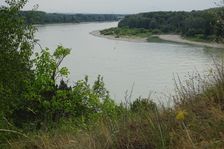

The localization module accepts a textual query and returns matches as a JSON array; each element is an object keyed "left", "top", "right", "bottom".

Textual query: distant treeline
[
  {"left": 118, "top": 8, "right": 224, "bottom": 39},
  {"left": 20, "top": 11, "right": 124, "bottom": 24}
]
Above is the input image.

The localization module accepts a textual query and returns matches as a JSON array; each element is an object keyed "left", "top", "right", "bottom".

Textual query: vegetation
[
  {"left": 4, "top": 65, "right": 224, "bottom": 148},
  {"left": 100, "top": 27, "right": 152, "bottom": 38},
  {"left": 1, "top": 0, "right": 224, "bottom": 149},
  {"left": 20, "top": 11, "right": 123, "bottom": 24},
  {"left": 0, "top": 0, "right": 118, "bottom": 142},
  {"left": 0, "top": 0, "right": 36, "bottom": 132},
  {"left": 215, "top": 7, "right": 224, "bottom": 42},
  {"left": 101, "top": 8, "right": 224, "bottom": 42},
  {"left": 100, "top": 27, "right": 166, "bottom": 42}
]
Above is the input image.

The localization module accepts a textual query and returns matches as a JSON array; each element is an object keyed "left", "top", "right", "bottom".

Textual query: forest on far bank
[
  {"left": 20, "top": 11, "right": 124, "bottom": 24},
  {"left": 117, "top": 7, "right": 224, "bottom": 41}
]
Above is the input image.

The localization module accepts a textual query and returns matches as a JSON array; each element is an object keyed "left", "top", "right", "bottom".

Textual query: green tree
[
  {"left": 0, "top": 0, "right": 118, "bottom": 132},
  {"left": 0, "top": 0, "right": 35, "bottom": 122},
  {"left": 12, "top": 46, "right": 71, "bottom": 129},
  {"left": 215, "top": 6, "right": 224, "bottom": 41}
]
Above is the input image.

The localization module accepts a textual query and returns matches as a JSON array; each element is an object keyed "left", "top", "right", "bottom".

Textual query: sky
[{"left": 0, "top": 0, "right": 221, "bottom": 14}]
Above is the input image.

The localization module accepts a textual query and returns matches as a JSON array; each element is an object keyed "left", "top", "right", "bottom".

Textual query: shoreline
[
  {"left": 90, "top": 30, "right": 148, "bottom": 43},
  {"left": 90, "top": 30, "right": 224, "bottom": 48},
  {"left": 158, "top": 35, "right": 224, "bottom": 49}
]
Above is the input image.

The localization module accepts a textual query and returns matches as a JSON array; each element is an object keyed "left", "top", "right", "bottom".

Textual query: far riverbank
[
  {"left": 90, "top": 30, "right": 147, "bottom": 43},
  {"left": 90, "top": 30, "right": 224, "bottom": 48}
]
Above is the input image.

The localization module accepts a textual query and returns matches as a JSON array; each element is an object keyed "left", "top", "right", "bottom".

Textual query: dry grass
[{"left": 5, "top": 60, "right": 224, "bottom": 149}]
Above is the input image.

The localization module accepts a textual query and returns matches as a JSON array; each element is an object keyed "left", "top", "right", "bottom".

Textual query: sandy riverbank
[
  {"left": 158, "top": 35, "right": 224, "bottom": 49},
  {"left": 90, "top": 30, "right": 224, "bottom": 48},
  {"left": 90, "top": 30, "right": 147, "bottom": 43}
]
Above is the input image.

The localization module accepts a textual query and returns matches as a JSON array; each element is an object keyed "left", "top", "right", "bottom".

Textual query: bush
[
  {"left": 130, "top": 98, "right": 157, "bottom": 112},
  {"left": 152, "top": 29, "right": 161, "bottom": 34}
]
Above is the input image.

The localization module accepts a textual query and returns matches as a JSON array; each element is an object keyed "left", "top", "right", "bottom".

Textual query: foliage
[
  {"left": 215, "top": 7, "right": 224, "bottom": 42},
  {"left": 0, "top": 0, "right": 118, "bottom": 134},
  {"left": 33, "top": 46, "right": 71, "bottom": 91},
  {"left": 6, "top": 62, "right": 224, "bottom": 149},
  {"left": 0, "top": 0, "right": 36, "bottom": 144},
  {"left": 130, "top": 98, "right": 157, "bottom": 112},
  {"left": 12, "top": 46, "right": 71, "bottom": 129},
  {"left": 118, "top": 8, "right": 223, "bottom": 41},
  {"left": 20, "top": 11, "right": 123, "bottom": 24},
  {"left": 100, "top": 27, "right": 152, "bottom": 38},
  {"left": 11, "top": 46, "right": 117, "bottom": 130},
  {"left": 0, "top": 0, "right": 35, "bottom": 124}
]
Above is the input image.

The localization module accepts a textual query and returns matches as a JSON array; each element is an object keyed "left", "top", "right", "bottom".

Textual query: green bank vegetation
[
  {"left": 20, "top": 11, "right": 123, "bottom": 24},
  {"left": 1, "top": 0, "right": 224, "bottom": 149},
  {"left": 101, "top": 7, "right": 224, "bottom": 43},
  {"left": 100, "top": 27, "right": 164, "bottom": 42},
  {"left": 100, "top": 27, "right": 153, "bottom": 38}
]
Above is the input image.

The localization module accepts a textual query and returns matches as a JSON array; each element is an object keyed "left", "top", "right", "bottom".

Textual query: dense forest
[
  {"left": 118, "top": 8, "right": 224, "bottom": 40},
  {"left": 20, "top": 11, "right": 123, "bottom": 24}
]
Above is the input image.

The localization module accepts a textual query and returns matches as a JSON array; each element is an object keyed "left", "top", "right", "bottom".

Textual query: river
[{"left": 36, "top": 22, "right": 223, "bottom": 104}]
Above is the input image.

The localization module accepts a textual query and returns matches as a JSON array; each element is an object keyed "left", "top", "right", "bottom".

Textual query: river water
[{"left": 36, "top": 22, "right": 223, "bottom": 103}]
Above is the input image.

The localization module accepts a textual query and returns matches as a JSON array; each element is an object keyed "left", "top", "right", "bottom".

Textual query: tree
[
  {"left": 0, "top": 0, "right": 117, "bottom": 132},
  {"left": 11, "top": 46, "right": 71, "bottom": 129},
  {"left": 0, "top": 0, "right": 35, "bottom": 121},
  {"left": 215, "top": 2, "right": 224, "bottom": 42},
  {"left": 118, "top": 9, "right": 218, "bottom": 39}
]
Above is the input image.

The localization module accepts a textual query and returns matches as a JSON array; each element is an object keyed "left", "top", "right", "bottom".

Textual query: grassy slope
[{"left": 5, "top": 62, "right": 224, "bottom": 149}]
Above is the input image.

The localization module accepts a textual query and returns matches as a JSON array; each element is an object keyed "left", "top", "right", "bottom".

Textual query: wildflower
[{"left": 176, "top": 110, "right": 188, "bottom": 121}]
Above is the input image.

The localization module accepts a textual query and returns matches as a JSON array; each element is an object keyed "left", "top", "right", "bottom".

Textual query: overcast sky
[{"left": 1, "top": 0, "right": 221, "bottom": 14}]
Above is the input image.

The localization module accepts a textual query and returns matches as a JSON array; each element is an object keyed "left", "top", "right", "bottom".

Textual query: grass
[
  {"left": 3, "top": 60, "right": 224, "bottom": 149},
  {"left": 183, "top": 34, "right": 217, "bottom": 43},
  {"left": 147, "top": 36, "right": 164, "bottom": 42},
  {"left": 100, "top": 27, "right": 153, "bottom": 38},
  {"left": 100, "top": 27, "right": 219, "bottom": 46},
  {"left": 2, "top": 59, "right": 224, "bottom": 148},
  {"left": 100, "top": 27, "right": 169, "bottom": 43}
]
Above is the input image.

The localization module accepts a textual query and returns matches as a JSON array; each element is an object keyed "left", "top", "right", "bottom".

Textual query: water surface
[{"left": 36, "top": 22, "right": 222, "bottom": 103}]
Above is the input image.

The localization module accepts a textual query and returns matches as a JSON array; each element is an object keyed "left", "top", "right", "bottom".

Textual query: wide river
[{"left": 36, "top": 22, "right": 223, "bottom": 104}]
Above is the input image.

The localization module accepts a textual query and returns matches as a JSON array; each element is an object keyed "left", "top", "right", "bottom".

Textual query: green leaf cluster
[{"left": 0, "top": 0, "right": 119, "bottom": 134}]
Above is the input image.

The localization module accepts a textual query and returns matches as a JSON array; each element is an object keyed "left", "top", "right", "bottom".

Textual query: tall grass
[{"left": 5, "top": 59, "right": 224, "bottom": 149}]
